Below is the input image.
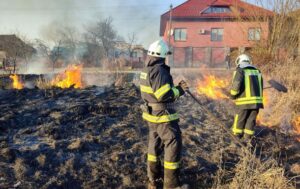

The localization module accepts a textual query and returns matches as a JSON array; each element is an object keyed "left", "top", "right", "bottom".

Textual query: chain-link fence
[{"left": 169, "top": 46, "right": 231, "bottom": 68}]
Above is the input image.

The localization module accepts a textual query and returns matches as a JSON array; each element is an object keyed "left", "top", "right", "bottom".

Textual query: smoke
[
  {"left": 98, "top": 2, "right": 159, "bottom": 47},
  {"left": 18, "top": 58, "right": 49, "bottom": 74},
  {"left": 1, "top": 0, "right": 180, "bottom": 75},
  {"left": 0, "top": 0, "right": 175, "bottom": 47},
  {"left": 83, "top": 73, "right": 115, "bottom": 87}
]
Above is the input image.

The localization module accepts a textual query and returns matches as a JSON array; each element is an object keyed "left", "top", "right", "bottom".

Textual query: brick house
[
  {"left": 0, "top": 35, "right": 36, "bottom": 69},
  {"left": 160, "top": 0, "right": 273, "bottom": 67},
  {"left": 0, "top": 35, "right": 36, "bottom": 58}
]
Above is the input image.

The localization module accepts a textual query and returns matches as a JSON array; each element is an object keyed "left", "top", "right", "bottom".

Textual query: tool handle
[
  {"left": 186, "top": 90, "right": 202, "bottom": 105},
  {"left": 263, "top": 86, "right": 272, "bottom": 90},
  {"left": 186, "top": 90, "right": 247, "bottom": 149}
]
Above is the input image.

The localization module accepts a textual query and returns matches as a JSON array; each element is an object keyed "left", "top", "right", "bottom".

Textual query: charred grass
[{"left": 0, "top": 78, "right": 299, "bottom": 188}]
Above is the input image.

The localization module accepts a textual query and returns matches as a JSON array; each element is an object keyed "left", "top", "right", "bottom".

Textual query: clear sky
[{"left": 0, "top": 0, "right": 271, "bottom": 47}]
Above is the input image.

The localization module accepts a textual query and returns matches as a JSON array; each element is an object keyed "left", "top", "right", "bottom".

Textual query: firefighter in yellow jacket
[
  {"left": 140, "top": 39, "right": 189, "bottom": 189},
  {"left": 230, "top": 54, "right": 264, "bottom": 141}
]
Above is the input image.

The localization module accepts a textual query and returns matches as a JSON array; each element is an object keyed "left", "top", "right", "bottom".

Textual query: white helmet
[
  {"left": 235, "top": 54, "right": 252, "bottom": 66},
  {"left": 147, "top": 39, "right": 171, "bottom": 58}
]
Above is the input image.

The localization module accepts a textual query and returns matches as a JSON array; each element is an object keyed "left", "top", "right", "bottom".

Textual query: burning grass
[
  {"left": 51, "top": 64, "right": 83, "bottom": 89},
  {"left": 9, "top": 74, "right": 24, "bottom": 89},
  {"left": 292, "top": 116, "right": 300, "bottom": 141},
  {"left": 193, "top": 69, "right": 300, "bottom": 140},
  {"left": 256, "top": 90, "right": 275, "bottom": 126},
  {"left": 196, "top": 75, "right": 229, "bottom": 100}
]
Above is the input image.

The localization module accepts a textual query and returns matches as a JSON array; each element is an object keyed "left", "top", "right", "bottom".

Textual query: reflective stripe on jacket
[
  {"left": 140, "top": 56, "right": 184, "bottom": 123},
  {"left": 230, "top": 66, "right": 264, "bottom": 109}
]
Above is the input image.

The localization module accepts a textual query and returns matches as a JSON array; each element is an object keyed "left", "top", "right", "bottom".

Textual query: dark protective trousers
[
  {"left": 147, "top": 121, "right": 182, "bottom": 188},
  {"left": 232, "top": 108, "right": 259, "bottom": 138}
]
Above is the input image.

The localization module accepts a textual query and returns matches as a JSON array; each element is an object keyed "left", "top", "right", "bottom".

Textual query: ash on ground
[{"left": 0, "top": 84, "right": 299, "bottom": 189}]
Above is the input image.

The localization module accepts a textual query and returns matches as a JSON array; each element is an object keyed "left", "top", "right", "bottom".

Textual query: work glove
[
  {"left": 178, "top": 80, "right": 189, "bottom": 91},
  {"left": 176, "top": 80, "right": 189, "bottom": 96}
]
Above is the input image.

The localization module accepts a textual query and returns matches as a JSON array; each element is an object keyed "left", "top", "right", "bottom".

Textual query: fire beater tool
[
  {"left": 221, "top": 79, "right": 287, "bottom": 97},
  {"left": 264, "top": 79, "right": 288, "bottom": 93}
]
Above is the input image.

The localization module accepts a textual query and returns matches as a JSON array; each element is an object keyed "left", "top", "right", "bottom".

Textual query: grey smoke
[{"left": 0, "top": 0, "right": 178, "bottom": 47}]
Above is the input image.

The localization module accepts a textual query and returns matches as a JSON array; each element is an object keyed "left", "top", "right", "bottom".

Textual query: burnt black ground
[{"left": 0, "top": 84, "right": 299, "bottom": 189}]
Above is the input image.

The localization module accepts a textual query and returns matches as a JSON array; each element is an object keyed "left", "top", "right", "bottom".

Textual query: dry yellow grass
[
  {"left": 262, "top": 60, "right": 300, "bottom": 126},
  {"left": 212, "top": 2, "right": 299, "bottom": 188},
  {"left": 229, "top": 150, "right": 294, "bottom": 189},
  {"left": 36, "top": 76, "right": 53, "bottom": 89},
  {"left": 212, "top": 150, "right": 295, "bottom": 189},
  {"left": 241, "top": 0, "right": 300, "bottom": 135}
]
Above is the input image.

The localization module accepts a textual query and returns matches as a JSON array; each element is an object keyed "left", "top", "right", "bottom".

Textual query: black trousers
[
  {"left": 232, "top": 109, "right": 259, "bottom": 138},
  {"left": 147, "top": 121, "right": 182, "bottom": 188}
]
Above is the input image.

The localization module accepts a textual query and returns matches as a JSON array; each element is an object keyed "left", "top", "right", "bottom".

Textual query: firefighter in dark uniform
[
  {"left": 140, "top": 39, "right": 189, "bottom": 189},
  {"left": 230, "top": 54, "right": 264, "bottom": 141}
]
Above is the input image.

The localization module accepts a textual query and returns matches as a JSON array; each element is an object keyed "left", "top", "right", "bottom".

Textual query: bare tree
[
  {"left": 50, "top": 40, "right": 62, "bottom": 71},
  {"left": 40, "top": 21, "right": 80, "bottom": 65},
  {"left": 127, "top": 32, "right": 137, "bottom": 58},
  {"left": 86, "top": 17, "right": 117, "bottom": 58},
  {"left": 82, "top": 34, "right": 103, "bottom": 67},
  {"left": 56, "top": 26, "right": 79, "bottom": 62},
  {"left": 127, "top": 32, "right": 138, "bottom": 67},
  {"left": 35, "top": 39, "right": 62, "bottom": 72},
  {"left": 16, "top": 33, "right": 35, "bottom": 72}
]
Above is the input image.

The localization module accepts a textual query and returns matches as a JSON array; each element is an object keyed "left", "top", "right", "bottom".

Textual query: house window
[
  {"left": 203, "top": 6, "right": 231, "bottom": 14},
  {"left": 211, "top": 28, "right": 224, "bottom": 41},
  {"left": 174, "top": 28, "right": 187, "bottom": 41},
  {"left": 248, "top": 28, "right": 261, "bottom": 41}
]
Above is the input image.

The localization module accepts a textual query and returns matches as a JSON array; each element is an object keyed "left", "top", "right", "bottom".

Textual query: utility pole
[
  {"left": 168, "top": 4, "right": 173, "bottom": 48},
  {"left": 167, "top": 4, "right": 173, "bottom": 67}
]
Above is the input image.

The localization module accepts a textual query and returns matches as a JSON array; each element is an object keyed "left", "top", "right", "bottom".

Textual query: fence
[{"left": 168, "top": 47, "right": 230, "bottom": 68}]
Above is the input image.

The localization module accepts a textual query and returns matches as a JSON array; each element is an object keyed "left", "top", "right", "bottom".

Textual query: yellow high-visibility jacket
[{"left": 230, "top": 66, "right": 264, "bottom": 109}]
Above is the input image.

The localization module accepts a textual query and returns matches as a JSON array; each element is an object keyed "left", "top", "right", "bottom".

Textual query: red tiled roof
[{"left": 160, "top": 0, "right": 274, "bottom": 36}]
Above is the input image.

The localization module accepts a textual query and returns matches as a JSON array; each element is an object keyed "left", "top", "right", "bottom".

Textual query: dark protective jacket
[
  {"left": 140, "top": 56, "right": 184, "bottom": 123},
  {"left": 230, "top": 65, "right": 264, "bottom": 109}
]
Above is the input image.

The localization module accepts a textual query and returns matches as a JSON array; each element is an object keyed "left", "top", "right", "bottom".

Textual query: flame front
[
  {"left": 292, "top": 116, "right": 300, "bottom": 141},
  {"left": 256, "top": 92, "right": 272, "bottom": 126},
  {"left": 9, "top": 74, "right": 24, "bottom": 89},
  {"left": 196, "top": 75, "right": 229, "bottom": 99},
  {"left": 51, "top": 64, "right": 83, "bottom": 89}
]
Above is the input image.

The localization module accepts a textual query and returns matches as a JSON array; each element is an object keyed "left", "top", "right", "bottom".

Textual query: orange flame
[
  {"left": 51, "top": 64, "right": 83, "bottom": 88},
  {"left": 292, "top": 116, "right": 300, "bottom": 141},
  {"left": 196, "top": 75, "right": 229, "bottom": 99},
  {"left": 9, "top": 74, "right": 24, "bottom": 89},
  {"left": 256, "top": 92, "right": 272, "bottom": 126}
]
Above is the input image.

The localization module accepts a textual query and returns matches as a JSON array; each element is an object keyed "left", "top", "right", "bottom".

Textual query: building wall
[{"left": 164, "top": 20, "right": 269, "bottom": 48}]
